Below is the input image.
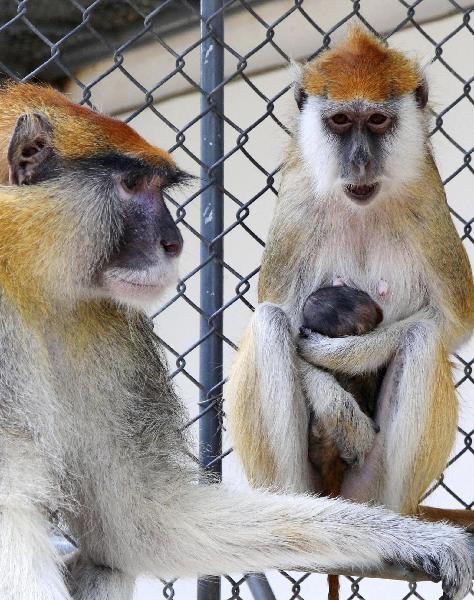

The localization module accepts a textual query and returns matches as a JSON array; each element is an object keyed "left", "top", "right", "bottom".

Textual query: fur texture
[
  {"left": 0, "top": 81, "right": 471, "bottom": 600},
  {"left": 227, "top": 28, "right": 474, "bottom": 520},
  {"left": 302, "top": 26, "right": 422, "bottom": 101}
]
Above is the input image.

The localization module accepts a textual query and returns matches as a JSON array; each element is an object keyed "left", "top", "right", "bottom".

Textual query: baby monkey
[
  {"left": 300, "top": 281, "right": 385, "bottom": 497},
  {"left": 301, "top": 282, "right": 383, "bottom": 339},
  {"left": 301, "top": 282, "right": 386, "bottom": 600}
]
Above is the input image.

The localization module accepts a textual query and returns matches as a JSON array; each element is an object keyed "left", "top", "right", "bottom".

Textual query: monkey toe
[
  {"left": 339, "top": 445, "right": 369, "bottom": 468},
  {"left": 340, "top": 454, "right": 359, "bottom": 467}
]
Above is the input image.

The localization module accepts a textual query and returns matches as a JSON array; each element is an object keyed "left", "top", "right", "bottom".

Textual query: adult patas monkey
[
  {"left": 0, "top": 81, "right": 471, "bottom": 600},
  {"left": 227, "top": 28, "right": 474, "bottom": 522}
]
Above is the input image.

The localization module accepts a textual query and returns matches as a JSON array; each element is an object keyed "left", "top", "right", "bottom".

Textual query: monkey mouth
[
  {"left": 344, "top": 183, "right": 379, "bottom": 203},
  {"left": 100, "top": 263, "right": 179, "bottom": 306}
]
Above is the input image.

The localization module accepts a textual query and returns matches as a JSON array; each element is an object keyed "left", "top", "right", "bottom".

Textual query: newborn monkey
[
  {"left": 300, "top": 283, "right": 385, "bottom": 496},
  {"left": 302, "top": 284, "right": 383, "bottom": 338}
]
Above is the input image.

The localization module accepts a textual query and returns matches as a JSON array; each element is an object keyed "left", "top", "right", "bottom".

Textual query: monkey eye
[
  {"left": 327, "top": 113, "right": 352, "bottom": 133},
  {"left": 121, "top": 172, "right": 142, "bottom": 194},
  {"left": 367, "top": 113, "right": 392, "bottom": 133},
  {"left": 22, "top": 142, "right": 43, "bottom": 157},
  {"left": 332, "top": 113, "right": 350, "bottom": 124}
]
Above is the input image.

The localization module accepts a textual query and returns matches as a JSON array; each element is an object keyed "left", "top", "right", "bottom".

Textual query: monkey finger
[{"left": 298, "top": 326, "right": 312, "bottom": 339}]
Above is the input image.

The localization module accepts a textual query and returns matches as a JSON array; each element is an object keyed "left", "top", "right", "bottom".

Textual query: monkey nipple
[
  {"left": 377, "top": 279, "right": 389, "bottom": 298},
  {"left": 333, "top": 276, "right": 349, "bottom": 287}
]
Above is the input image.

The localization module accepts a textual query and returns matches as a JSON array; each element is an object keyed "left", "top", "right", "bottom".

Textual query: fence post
[{"left": 198, "top": 1, "right": 224, "bottom": 599}]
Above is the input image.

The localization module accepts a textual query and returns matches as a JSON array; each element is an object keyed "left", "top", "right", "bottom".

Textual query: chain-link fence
[{"left": 0, "top": 1, "right": 473, "bottom": 599}]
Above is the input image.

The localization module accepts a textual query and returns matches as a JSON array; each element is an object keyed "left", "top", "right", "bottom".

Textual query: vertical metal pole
[{"left": 198, "top": 1, "right": 224, "bottom": 599}]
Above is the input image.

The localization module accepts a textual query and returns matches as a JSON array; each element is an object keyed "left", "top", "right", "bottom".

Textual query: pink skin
[
  {"left": 332, "top": 276, "right": 350, "bottom": 287},
  {"left": 377, "top": 279, "right": 389, "bottom": 299}
]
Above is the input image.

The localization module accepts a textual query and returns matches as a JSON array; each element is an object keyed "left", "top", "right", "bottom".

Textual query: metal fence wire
[{"left": 0, "top": 0, "right": 473, "bottom": 599}]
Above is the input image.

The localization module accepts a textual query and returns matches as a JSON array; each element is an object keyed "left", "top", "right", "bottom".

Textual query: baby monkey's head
[{"left": 301, "top": 285, "right": 383, "bottom": 338}]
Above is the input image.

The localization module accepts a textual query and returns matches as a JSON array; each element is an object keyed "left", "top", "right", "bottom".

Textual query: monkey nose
[
  {"left": 351, "top": 146, "right": 371, "bottom": 176},
  {"left": 160, "top": 237, "right": 183, "bottom": 257}
]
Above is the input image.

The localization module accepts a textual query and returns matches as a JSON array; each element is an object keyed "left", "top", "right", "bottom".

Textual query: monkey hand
[
  {"left": 299, "top": 359, "right": 378, "bottom": 466},
  {"left": 396, "top": 520, "right": 473, "bottom": 600},
  {"left": 327, "top": 397, "right": 379, "bottom": 467}
]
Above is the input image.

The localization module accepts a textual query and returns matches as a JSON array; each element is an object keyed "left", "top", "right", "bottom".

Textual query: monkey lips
[{"left": 344, "top": 182, "right": 379, "bottom": 203}]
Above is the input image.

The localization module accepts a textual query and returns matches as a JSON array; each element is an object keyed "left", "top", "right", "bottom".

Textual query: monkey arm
[
  {"left": 299, "top": 360, "right": 377, "bottom": 466},
  {"left": 138, "top": 482, "right": 473, "bottom": 599},
  {"left": 298, "top": 306, "right": 439, "bottom": 376}
]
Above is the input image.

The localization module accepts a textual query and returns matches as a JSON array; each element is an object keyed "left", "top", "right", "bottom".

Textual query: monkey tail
[{"left": 327, "top": 574, "right": 340, "bottom": 600}]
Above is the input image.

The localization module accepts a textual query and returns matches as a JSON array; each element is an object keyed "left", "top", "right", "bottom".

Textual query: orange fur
[
  {"left": 302, "top": 27, "right": 421, "bottom": 102},
  {"left": 0, "top": 82, "right": 173, "bottom": 183},
  {"left": 404, "top": 344, "right": 457, "bottom": 515},
  {"left": 0, "top": 185, "right": 70, "bottom": 317},
  {"left": 227, "top": 324, "right": 278, "bottom": 487}
]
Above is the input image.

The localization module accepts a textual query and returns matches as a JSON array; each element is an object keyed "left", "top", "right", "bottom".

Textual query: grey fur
[{"left": 0, "top": 136, "right": 471, "bottom": 600}]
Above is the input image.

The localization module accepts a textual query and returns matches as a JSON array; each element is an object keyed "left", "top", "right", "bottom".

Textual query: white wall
[{"left": 68, "top": 3, "right": 474, "bottom": 598}]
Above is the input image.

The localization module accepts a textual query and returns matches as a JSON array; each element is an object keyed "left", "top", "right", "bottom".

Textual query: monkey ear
[
  {"left": 7, "top": 112, "right": 54, "bottom": 185},
  {"left": 290, "top": 60, "right": 308, "bottom": 111},
  {"left": 294, "top": 85, "right": 308, "bottom": 111},
  {"left": 415, "top": 77, "right": 428, "bottom": 109}
]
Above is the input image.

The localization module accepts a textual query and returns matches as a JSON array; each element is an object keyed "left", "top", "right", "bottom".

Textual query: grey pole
[
  {"left": 246, "top": 575, "right": 277, "bottom": 600},
  {"left": 198, "top": 1, "right": 224, "bottom": 599}
]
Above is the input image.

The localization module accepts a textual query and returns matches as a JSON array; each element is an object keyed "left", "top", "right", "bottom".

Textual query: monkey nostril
[{"left": 161, "top": 239, "right": 182, "bottom": 257}]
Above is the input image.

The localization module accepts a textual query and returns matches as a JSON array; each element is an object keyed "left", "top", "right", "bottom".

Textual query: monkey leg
[
  {"left": 340, "top": 320, "right": 457, "bottom": 515},
  {"left": 300, "top": 361, "right": 377, "bottom": 467},
  {"left": 226, "top": 302, "right": 313, "bottom": 493},
  {"left": 0, "top": 437, "right": 71, "bottom": 600},
  {"left": 67, "top": 555, "right": 135, "bottom": 600}
]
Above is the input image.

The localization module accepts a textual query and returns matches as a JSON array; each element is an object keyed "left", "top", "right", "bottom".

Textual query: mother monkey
[{"left": 227, "top": 28, "right": 474, "bottom": 524}]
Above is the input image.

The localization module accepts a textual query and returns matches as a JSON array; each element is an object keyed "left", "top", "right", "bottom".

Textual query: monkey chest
[{"left": 314, "top": 236, "right": 427, "bottom": 324}]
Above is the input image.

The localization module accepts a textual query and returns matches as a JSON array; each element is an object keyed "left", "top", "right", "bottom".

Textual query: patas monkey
[
  {"left": 0, "top": 81, "right": 471, "bottom": 600},
  {"left": 227, "top": 26, "right": 474, "bottom": 535}
]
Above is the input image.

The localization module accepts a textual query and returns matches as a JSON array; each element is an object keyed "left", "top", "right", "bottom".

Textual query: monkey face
[
  {"left": 293, "top": 27, "right": 429, "bottom": 205},
  {"left": 4, "top": 99, "right": 189, "bottom": 309},
  {"left": 297, "top": 95, "right": 427, "bottom": 205},
  {"left": 89, "top": 154, "right": 187, "bottom": 307}
]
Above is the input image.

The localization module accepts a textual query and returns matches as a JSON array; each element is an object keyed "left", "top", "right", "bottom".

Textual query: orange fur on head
[
  {"left": 302, "top": 27, "right": 422, "bottom": 102},
  {"left": 0, "top": 82, "right": 173, "bottom": 182}
]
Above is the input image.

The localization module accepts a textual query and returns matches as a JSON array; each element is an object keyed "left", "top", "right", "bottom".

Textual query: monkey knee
[
  {"left": 404, "top": 318, "right": 438, "bottom": 352},
  {"left": 68, "top": 557, "right": 135, "bottom": 600},
  {"left": 256, "top": 302, "right": 287, "bottom": 323},
  {"left": 254, "top": 302, "right": 292, "bottom": 338}
]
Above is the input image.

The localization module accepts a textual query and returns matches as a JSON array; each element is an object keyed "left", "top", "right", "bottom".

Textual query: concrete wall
[{"left": 67, "top": 2, "right": 474, "bottom": 598}]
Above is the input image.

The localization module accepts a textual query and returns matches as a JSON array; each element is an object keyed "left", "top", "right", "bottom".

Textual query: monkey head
[
  {"left": 301, "top": 285, "right": 383, "bottom": 338},
  {"left": 0, "top": 83, "right": 187, "bottom": 309},
  {"left": 293, "top": 27, "right": 429, "bottom": 204}
]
